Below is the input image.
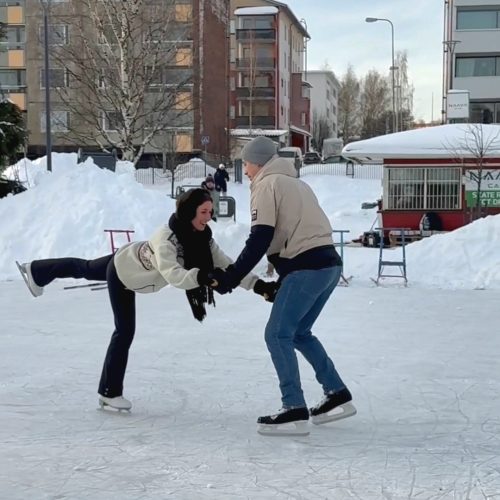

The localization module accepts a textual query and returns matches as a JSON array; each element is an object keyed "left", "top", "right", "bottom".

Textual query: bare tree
[
  {"left": 49, "top": 0, "right": 194, "bottom": 165},
  {"left": 445, "top": 124, "right": 500, "bottom": 221},
  {"left": 360, "top": 69, "right": 390, "bottom": 139},
  {"left": 311, "top": 110, "right": 332, "bottom": 152},
  {"left": 338, "top": 65, "right": 360, "bottom": 143}
]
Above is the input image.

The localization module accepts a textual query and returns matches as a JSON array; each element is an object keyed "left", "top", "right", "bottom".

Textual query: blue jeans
[{"left": 264, "top": 266, "right": 346, "bottom": 408}]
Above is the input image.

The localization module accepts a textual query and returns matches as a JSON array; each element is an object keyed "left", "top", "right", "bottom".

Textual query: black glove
[
  {"left": 253, "top": 279, "right": 280, "bottom": 303},
  {"left": 208, "top": 268, "right": 234, "bottom": 295},
  {"left": 197, "top": 269, "right": 215, "bottom": 287}
]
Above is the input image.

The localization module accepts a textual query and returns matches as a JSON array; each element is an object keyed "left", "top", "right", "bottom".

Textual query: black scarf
[{"left": 168, "top": 214, "right": 215, "bottom": 322}]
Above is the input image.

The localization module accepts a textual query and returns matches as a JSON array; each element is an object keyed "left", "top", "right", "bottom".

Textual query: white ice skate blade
[
  {"left": 16, "top": 261, "right": 43, "bottom": 297},
  {"left": 98, "top": 397, "right": 132, "bottom": 413},
  {"left": 311, "top": 402, "right": 357, "bottom": 425},
  {"left": 257, "top": 421, "right": 309, "bottom": 436}
]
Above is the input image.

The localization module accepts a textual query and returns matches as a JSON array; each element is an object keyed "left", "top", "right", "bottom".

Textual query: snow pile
[
  {"left": 1, "top": 154, "right": 173, "bottom": 272},
  {"left": 2, "top": 152, "right": 500, "bottom": 290},
  {"left": 405, "top": 215, "right": 500, "bottom": 289}
]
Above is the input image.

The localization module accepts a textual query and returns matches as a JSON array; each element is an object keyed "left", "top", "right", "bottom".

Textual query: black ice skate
[
  {"left": 257, "top": 407, "right": 310, "bottom": 436},
  {"left": 309, "top": 388, "right": 356, "bottom": 425}
]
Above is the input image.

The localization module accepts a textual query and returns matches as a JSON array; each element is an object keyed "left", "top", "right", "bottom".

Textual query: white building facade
[
  {"left": 444, "top": 0, "right": 500, "bottom": 123},
  {"left": 306, "top": 70, "right": 340, "bottom": 138}
]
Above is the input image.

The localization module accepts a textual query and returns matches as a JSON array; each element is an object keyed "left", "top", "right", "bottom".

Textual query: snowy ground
[
  {"left": 2, "top": 154, "right": 500, "bottom": 498},
  {"left": 2, "top": 280, "right": 500, "bottom": 499}
]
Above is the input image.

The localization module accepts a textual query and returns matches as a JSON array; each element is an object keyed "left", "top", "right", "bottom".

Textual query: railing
[
  {"left": 299, "top": 162, "right": 383, "bottom": 180},
  {"left": 236, "top": 57, "right": 275, "bottom": 69},
  {"left": 235, "top": 87, "right": 275, "bottom": 99},
  {"left": 235, "top": 115, "right": 275, "bottom": 127},
  {"left": 236, "top": 29, "right": 276, "bottom": 41}
]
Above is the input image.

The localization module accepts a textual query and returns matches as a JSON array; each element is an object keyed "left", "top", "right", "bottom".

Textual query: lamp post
[
  {"left": 41, "top": 0, "right": 52, "bottom": 172},
  {"left": 443, "top": 39, "right": 461, "bottom": 123},
  {"left": 365, "top": 17, "right": 397, "bottom": 133}
]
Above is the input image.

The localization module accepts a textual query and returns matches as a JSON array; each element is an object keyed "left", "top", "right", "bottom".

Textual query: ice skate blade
[
  {"left": 311, "top": 402, "right": 356, "bottom": 425},
  {"left": 98, "top": 400, "right": 131, "bottom": 413},
  {"left": 98, "top": 397, "right": 132, "bottom": 412},
  {"left": 16, "top": 260, "right": 43, "bottom": 297},
  {"left": 257, "top": 421, "right": 309, "bottom": 436}
]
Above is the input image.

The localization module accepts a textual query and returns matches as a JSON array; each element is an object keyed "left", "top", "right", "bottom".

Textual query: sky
[
  {"left": 284, "top": 0, "right": 444, "bottom": 123},
  {"left": 1, "top": 155, "right": 500, "bottom": 498}
]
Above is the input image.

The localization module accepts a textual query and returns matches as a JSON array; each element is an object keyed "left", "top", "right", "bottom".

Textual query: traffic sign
[{"left": 201, "top": 135, "right": 210, "bottom": 145}]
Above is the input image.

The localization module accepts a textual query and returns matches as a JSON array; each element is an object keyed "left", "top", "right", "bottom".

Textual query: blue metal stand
[
  {"left": 333, "top": 229, "right": 352, "bottom": 285},
  {"left": 372, "top": 227, "right": 408, "bottom": 286}
]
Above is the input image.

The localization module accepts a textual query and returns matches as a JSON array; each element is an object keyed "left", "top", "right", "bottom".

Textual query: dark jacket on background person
[{"left": 214, "top": 166, "right": 230, "bottom": 193}]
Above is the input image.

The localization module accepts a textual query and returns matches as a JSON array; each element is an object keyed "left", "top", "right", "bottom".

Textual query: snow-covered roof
[
  {"left": 342, "top": 124, "right": 500, "bottom": 162},
  {"left": 235, "top": 7, "right": 278, "bottom": 16},
  {"left": 230, "top": 128, "right": 288, "bottom": 137}
]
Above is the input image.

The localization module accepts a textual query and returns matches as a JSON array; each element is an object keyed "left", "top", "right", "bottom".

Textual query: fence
[
  {"left": 135, "top": 160, "right": 382, "bottom": 190},
  {"left": 299, "top": 162, "right": 383, "bottom": 180},
  {"left": 135, "top": 159, "right": 236, "bottom": 196}
]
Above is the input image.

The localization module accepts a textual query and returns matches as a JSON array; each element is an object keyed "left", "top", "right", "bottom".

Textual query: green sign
[
  {"left": 465, "top": 190, "right": 500, "bottom": 207},
  {"left": 464, "top": 169, "right": 500, "bottom": 208}
]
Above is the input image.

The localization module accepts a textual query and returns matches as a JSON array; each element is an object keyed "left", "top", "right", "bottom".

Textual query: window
[
  {"left": 40, "top": 68, "right": 68, "bottom": 89},
  {"left": 102, "top": 111, "right": 121, "bottom": 131},
  {"left": 230, "top": 105, "right": 235, "bottom": 119},
  {"left": 40, "top": 111, "right": 69, "bottom": 133},
  {"left": 40, "top": 68, "right": 69, "bottom": 88},
  {"left": 457, "top": 9, "right": 499, "bottom": 30},
  {"left": 39, "top": 24, "right": 69, "bottom": 45},
  {"left": 301, "top": 112, "right": 306, "bottom": 126},
  {"left": 470, "top": 102, "right": 499, "bottom": 123},
  {"left": 456, "top": 56, "right": 498, "bottom": 77},
  {"left": 385, "top": 167, "right": 461, "bottom": 210},
  {"left": 0, "top": 68, "right": 25, "bottom": 88},
  {"left": 3, "top": 26, "right": 25, "bottom": 46}
]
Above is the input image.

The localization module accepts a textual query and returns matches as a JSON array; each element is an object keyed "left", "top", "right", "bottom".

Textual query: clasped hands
[{"left": 197, "top": 267, "right": 280, "bottom": 302}]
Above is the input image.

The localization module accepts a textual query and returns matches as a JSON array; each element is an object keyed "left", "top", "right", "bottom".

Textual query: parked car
[
  {"left": 278, "top": 146, "right": 303, "bottom": 163},
  {"left": 322, "top": 154, "right": 357, "bottom": 164},
  {"left": 0, "top": 176, "right": 26, "bottom": 199},
  {"left": 303, "top": 152, "right": 322, "bottom": 164}
]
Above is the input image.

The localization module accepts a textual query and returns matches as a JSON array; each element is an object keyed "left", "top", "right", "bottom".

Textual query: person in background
[
  {"left": 214, "top": 163, "right": 230, "bottom": 196},
  {"left": 201, "top": 174, "right": 219, "bottom": 221},
  {"left": 16, "top": 189, "right": 275, "bottom": 412},
  {"left": 209, "top": 136, "right": 356, "bottom": 436}
]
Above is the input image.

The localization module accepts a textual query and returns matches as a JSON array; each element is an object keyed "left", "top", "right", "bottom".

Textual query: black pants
[{"left": 31, "top": 256, "right": 136, "bottom": 398}]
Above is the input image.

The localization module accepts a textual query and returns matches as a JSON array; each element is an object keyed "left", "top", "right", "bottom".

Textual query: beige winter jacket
[
  {"left": 113, "top": 224, "right": 258, "bottom": 293},
  {"left": 250, "top": 155, "right": 334, "bottom": 260}
]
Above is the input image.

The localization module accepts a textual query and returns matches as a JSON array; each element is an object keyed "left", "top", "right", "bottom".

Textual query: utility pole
[{"left": 41, "top": 0, "right": 52, "bottom": 172}]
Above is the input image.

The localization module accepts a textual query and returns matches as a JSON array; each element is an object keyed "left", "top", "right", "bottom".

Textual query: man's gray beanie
[{"left": 241, "top": 136, "right": 277, "bottom": 166}]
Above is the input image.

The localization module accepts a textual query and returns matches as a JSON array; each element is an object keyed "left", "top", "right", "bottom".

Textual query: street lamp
[
  {"left": 365, "top": 17, "right": 397, "bottom": 133},
  {"left": 40, "top": 0, "right": 52, "bottom": 172}
]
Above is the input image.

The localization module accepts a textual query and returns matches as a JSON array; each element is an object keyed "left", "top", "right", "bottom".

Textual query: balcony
[
  {"left": 236, "top": 29, "right": 276, "bottom": 42},
  {"left": 236, "top": 57, "right": 275, "bottom": 70},
  {"left": 235, "top": 116, "right": 275, "bottom": 127},
  {"left": 235, "top": 87, "right": 275, "bottom": 99}
]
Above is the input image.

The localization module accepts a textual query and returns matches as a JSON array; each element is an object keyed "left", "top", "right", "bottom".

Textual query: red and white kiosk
[{"left": 343, "top": 124, "right": 500, "bottom": 235}]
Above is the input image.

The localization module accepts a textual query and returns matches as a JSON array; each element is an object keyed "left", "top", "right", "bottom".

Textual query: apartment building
[
  {"left": 229, "top": 0, "right": 311, "bottom": 154},
  {"left": 0, "top": 1, "right": 26, "bottom": 112},
  {"left": 444, "top": 0, "right": 500, "bottom": 123},
  {"left": 3, "top": 0, "right": 230, "bottom": 161},
  {"left": 307, "top": 70, "right": 340, "bottom": 138}
]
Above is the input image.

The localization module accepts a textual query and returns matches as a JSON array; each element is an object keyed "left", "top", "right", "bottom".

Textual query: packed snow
[
  {"left": 343, "top": 123, "right": 500, "bottom": 160},
  {"left": 1, "top": 154, "right": 499, "bottom": 499}
]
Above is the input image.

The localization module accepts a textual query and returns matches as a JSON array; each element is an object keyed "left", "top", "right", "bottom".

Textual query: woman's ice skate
[{"left": 98, "top": 395, "right": 132, "bottom": 412}]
